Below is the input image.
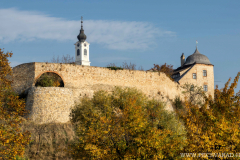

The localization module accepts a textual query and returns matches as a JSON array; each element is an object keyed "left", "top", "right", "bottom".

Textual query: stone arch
[{"left": 34, "top": 71, "right": 65, "bottom": 87}]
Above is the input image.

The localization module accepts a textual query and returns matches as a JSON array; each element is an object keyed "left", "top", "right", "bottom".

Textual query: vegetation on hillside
[
  {"left": 177, "top": 72, "right": 240, "bottom": 159},
  {"left": 3, "top": 47, "right": 240, "bottom": 159},
  {"left": 19, "top": 121, "right": 76, "bottom": 160},
  {"left": 69, "top": 87, "right": 186, "bottom": 159},
  {"left": 0, "top": 48, "right": 31, "bottom": 159}
]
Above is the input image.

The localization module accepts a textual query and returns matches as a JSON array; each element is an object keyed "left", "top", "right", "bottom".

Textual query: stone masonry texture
[{"left": 12, "top": 62, "right": 203, "bottom": 124}]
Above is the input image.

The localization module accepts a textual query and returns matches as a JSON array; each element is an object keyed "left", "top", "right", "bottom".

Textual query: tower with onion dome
[{"left": 75, "top": 16, "right": 90, "bottom": 66}]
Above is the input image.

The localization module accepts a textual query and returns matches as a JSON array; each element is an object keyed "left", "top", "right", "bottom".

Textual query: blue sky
[{"left": 1, "top": 0, "right": 240, "bottom": 93}]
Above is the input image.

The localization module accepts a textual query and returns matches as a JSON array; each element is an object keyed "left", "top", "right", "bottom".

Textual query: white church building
[{"left": 74, "top": 17, "right": 90, "bottom": 66}]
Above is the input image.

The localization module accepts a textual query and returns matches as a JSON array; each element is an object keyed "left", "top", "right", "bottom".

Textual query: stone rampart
[
  {"left": 26, "top": 87, "right": 74, "bottom": 123},
  {"left": 12, "top": 63, "right": 35, "bottom": 94},
  {"left": 13, "top": 62, "right": 185, "bottom": 124}
]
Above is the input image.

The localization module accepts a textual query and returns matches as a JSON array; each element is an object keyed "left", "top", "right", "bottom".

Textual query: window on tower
[
  {"left": 84, "top": 49, "right": 87, "bottom": 55},
  {"left": 203, "top": 70, "right": 207, "bottom": 77},
  {"left": 84, "top": 43, "right": 87, "bottom": 47},
  {"left": 204, "top": 85, "right": 208, "bottom": 91},
  {"left": 77, "top": 43, "right": 80, "bottom": 47},
  {"left": 193, "top": 73, "right": 196, "bottom": 79},
  {"left": 77, "top": 49, "right": 80, "bottom": 56}
]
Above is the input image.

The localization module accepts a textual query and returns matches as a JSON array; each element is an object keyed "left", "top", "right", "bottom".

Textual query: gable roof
[
  {"left": 172, "top": 63, "right": 196, "bottom": 82},
  {"left": 173, "top": 63, "right": 194, "bottom": 74}
]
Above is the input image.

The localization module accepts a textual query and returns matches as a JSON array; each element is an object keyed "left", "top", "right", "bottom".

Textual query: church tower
[{"left": 75, "top": 17, "right": 90, "bottom": 66}]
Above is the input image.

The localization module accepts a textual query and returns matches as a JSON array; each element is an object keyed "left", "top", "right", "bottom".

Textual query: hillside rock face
[{"left": 13, "top": 62, "right": 184, "bottom": 124}]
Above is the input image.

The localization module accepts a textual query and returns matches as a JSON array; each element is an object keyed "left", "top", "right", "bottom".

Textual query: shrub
[
  {"left": 35, "top": 72, "right": 63, "bottom": 87},
  {"left": 173, "top": 96, "right": 184, "bottom": 109},
  {"left": 0, "top": 48, "right": 31, "bottom": 159},
  {"left": 69, "top": 87, "right": 186, "bottom": 159},
  {"left": 106, "top": 66, "right": 124, "bottom": 70},
  {"left": 178, "top": 72, "right": 240, "bottom": 158}
]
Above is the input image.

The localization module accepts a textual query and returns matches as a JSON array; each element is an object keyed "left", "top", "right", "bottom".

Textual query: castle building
[
  {"left": 172, "top": 47, "right": 214, "bottom": 98},
  {"left": 74, "top": 17, "right": 90, "bottom": 66},
  {"left": 11, "top": 18, "right": 214, "bottom": 124}
]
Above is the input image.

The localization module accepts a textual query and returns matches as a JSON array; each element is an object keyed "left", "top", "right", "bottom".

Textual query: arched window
[
  {"left": 77, "top": 49, "right": 80, "bottom": 56},
  {"left": 84, "top": 49, "right": 87, "bottom": 56}
]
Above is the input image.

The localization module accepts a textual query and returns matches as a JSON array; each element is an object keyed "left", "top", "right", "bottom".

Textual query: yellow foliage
[
  {"left": 178, "top": 72, "right": 240, "bottom": 160},
  {"left": 53, "top": 80, "right": 60, "bottom": 87},
  {"left": 69, "top": 87, "right": 187, "bottom": 159},
  {"left": 0, "top": 48, "right": 31, "bottom": 159}
]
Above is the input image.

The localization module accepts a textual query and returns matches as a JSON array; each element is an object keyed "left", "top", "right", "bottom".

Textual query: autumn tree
[
  {"left": 69, "top": 87, "right": 186, "bottom": 159},
  {"left": 178, "top": 72, "right": 240, "bottom": 159},
  {"left": 150, "top": 63, "right": 174, "bottom": 81},
  {"left": 0, "top": 48, "right": 31, "bottom": 159},
  {"left": 181, "top": 83, "right": 206, "bottom": 107},
  {"left": 35, "top": 72, "right": 64, "bottom": 87}
]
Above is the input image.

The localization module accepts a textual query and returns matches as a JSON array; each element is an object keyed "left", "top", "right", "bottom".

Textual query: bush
[
  {"left": 0, "top": 48, "right": 31, "bottom": 159},
  {"left": 177, "top": 72, "right": 240, "bottom": 157},
  {"left": 173, "top": 96, "right": 184, "bottom": 109},
  {"left": 106, "top": 66, "right": 124, "bottom": 70},
  {"left": 69, "top": 87, "right": 186, "bottom": 159},
  {"left": 35, "top": 72, "right": 64, "bottom": 87}
]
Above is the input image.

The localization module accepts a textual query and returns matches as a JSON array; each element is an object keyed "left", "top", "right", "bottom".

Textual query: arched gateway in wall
[
  {"left": 12, "top": 62, "right": 184, "bottom": 124},
  {"left": 34, "top": 71, "right": 65, "bottom": 87}
]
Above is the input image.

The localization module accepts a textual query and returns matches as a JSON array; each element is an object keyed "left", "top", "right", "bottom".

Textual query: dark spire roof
[
  {"left": 181, "top": 53, "right": 184, "bottom": 58},
  {"left": 77, "top": 16, "right": 87, "bottom": 42},
  {"left": 183, "top": 46, "right": 212, "bottom": 65}
]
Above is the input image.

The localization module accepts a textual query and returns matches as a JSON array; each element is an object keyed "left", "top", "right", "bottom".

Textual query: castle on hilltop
[
  {"left": 11, "top": 18, "right": 214, "bottom": 124},
  {"left": 172, "top": 47, "right": 214, "bottom": 97}
]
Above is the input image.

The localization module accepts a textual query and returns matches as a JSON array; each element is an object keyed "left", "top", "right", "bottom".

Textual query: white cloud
[{"left": 0, "top": 8, "right": 176, "bottom": 50}]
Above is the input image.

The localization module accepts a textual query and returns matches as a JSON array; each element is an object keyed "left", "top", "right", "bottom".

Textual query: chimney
[{"left": 181, "top": 53, "right": 185, "bottom": 67}]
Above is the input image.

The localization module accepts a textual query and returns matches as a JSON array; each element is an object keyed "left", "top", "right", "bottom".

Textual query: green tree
[
  {"left": 181, "top": 83, "right": 206, "bottom": 106},
  {"left": 69, "top": 87, "right": 186, "bottom": 159},
  {"left": 150, "top": 63, "right": 174, "bottom": 81},
  {"left": 0, "top": 48, "right": 31, "bottom": 159},
  {"left": 178, "top": 72, "right": 240, "bottom": 160},
  {"left": 35, "top": 72, "right": 63, "bottom": 87}
]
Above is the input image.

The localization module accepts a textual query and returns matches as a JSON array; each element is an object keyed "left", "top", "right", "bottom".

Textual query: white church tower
[{"left": 75, "top": 17, "right": 90, "bottom": 66}]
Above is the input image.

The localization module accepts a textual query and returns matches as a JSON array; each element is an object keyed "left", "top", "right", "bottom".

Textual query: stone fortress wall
[{"left": 12, "top": 62, "right": 185, "bottom": 124}]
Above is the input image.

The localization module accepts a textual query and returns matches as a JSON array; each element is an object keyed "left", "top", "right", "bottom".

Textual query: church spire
[
  {"left": 77, "top": 16, "right": 87, "bottom": 42},
  {"left": 194, "top": 40, "right": 200, "bottom": 54}
]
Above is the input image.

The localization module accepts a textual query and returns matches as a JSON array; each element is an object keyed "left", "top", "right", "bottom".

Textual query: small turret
[{"left": 181, "top": 53, "right": 185, "bottom": 67}]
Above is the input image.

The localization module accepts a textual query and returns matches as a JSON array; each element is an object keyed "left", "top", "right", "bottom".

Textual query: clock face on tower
[{"left": 77, "top": 43, "right": 80, "bottom": 47}]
